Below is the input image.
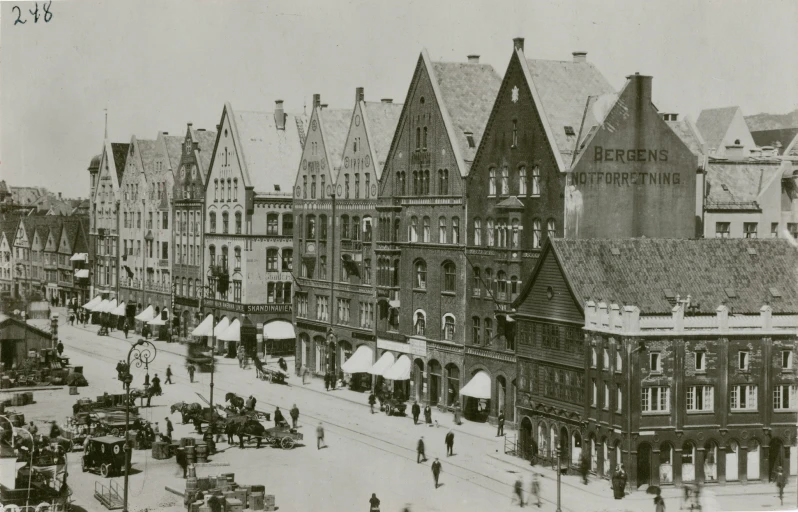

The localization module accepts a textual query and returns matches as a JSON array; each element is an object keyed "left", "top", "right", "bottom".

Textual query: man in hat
[
  {"left": 445, "top": 430, "right": 454, "bottom": 457},
  {"left": 417, "top": 436, "right": 426, "bottom": 463},
  {"left": 165, "top": 417, "right": 174, "bottom": 442},
  {"left": 411, "top": 401, "right": 421, "bottom": 425},
  {"left": 431, "top": 458, "right": 442, "bottom": 488}
]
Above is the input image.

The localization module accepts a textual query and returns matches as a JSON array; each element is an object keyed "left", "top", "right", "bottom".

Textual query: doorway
[
  {"left": 521, "top": 417, "right": 533, "bottom": 460},
  {"left": 637, "top": 443, "right": 652, "bottom": 488},
  {"left": 769, "top": 438, "right": 785, "bottom": 482}
]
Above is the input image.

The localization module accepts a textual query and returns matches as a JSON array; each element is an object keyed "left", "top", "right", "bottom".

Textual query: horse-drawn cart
[{"left": 262, "top": 425, "right": 302, "bottom": 449}]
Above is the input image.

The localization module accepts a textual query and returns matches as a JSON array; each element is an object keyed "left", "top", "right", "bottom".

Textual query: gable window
[
  {"left": 695, "top": 351, "right": 706, "bottom": 372},
  {"left": 306, "top": 215, "right": 316, "bottom": 239},
  {"left": 442, "top": 261, "right": 456, "bottom": 293},
  {"left": 413, "top": 171, "right": 420, "bottom": 195},
  {"left": 439, "top": 217, "right": 448, "bottom": 244},
  {"left": 438, "top": 169, "right": 449, "bottom": 195},
  {"left": 531, "top": 166, "right": 540, "bottom": 196},
  {"left": 422, "top": 126, "right": 428, "bottom": 150},
  {"left": 415, "top": 260, "right": 427, "bottom": 289},
  {"left": 650, "top": 352, "right": 662, "bottom": 372},
  {"left": 227, "top": 179, "right": 232, "bottom": 201},
  {"left": 474, "top": 218, "right": 482, "bottom": 246},
  {"left": 488, "top": 168, "right": 497, "bottom": 196},
  {"left": 352, "top": 216, "right": 361, "bottom": 241},
  {"left": 355, "top": 173, "right": 360, "bottom": 199},
  {"left": 311, "top": 175, "right": 317, "bottom": 199},
  {"left": 214, "top": 179, "right": 219, "bottom": 201},
  {"left": 715, "top": 222, "right": 730, "bottom": 238},
  {"left": 233, "top": 178, "right": 238, "bottom": 201},
  {"left": 743, "top": 222, "right": 758, "bottom": 239},
  {"left": 501, "top": 167, "right": 509, "bottom": 195},
  {"left": 416, "top": 127, "right": 421, "bottom": 151},
  {"left": 512, "top": 120, "right": 518, "bottom": 147},
  {"left": 738, "top": 351, "right": 749, "bottom": 370},
  {"left": 345, "top": 174, "right": 350, "bottom": 199},
  {"left": 511, "top": 219, "right": 520, "bottom": 248},
  {"left": 302, "top": 176, "right": 307, "bottom": 198},
  {"left": 519, "top": 166, "right": 527, "bottom": 195},
  {"left": 422, "top": 217, "right": 431, "bottom": 243},
  {"left": 532, "top": 219, "right": 541, "bottom": 248}
]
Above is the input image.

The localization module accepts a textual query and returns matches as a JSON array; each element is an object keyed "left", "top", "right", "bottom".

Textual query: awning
[
  {"left": 459, "top": 371, "right": 491, "bottom": 399},
  {"left": 110, "top": 301, "right": 127, "bottom": 316},
  {"left": 100, "top": 299, "right": 117, "bottom": 314},
  {"left": 94, "top": 299, "right": 111, "bottom": 313},
  {"left": 383, "top": 354, "right": 411, "bottom": 381},
  {"left": 191, "top": 314, "right": 214, "bottom": 337},
  {"left": 341, "top": 345, "right": 374, "bottom": 374},
  {"left": 148, "top": 315, "right": 166, "bottom": 326},
  {"left": 219, "top": 319, "right": 241, "bottom": 342},
  {"left": 367, "top": 352, "right": 395, "bottom": 376},
  {"left": 263, "top": 320, "right": 295, "bottom": 340},
  {"left": 74, "top": 269, "right": 89, "bottom": 278},
  {"left": 134, "top": 305, "right": 154, "bottom": 322},
  {"left": 82, "top": 296, "right": 102, "bottom": 310},
  {"left": 70, "top": 253, "right": 88, "bottom": 262},
  {"left": 213, "top": 317, "right": 230, "bottom": 337}
]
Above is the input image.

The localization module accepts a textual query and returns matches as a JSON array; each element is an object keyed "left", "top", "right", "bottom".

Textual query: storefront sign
[
  {"left": 377, "top": 338, "right": 412, "bottom": 354},
  {"left": 264, "top": 272, "right": 292, "bottom": 282},
  {"left": 296, "top": 321, "right": 328, "bottom": 333},
  {"left": 175, "top": 296, "right": 199, "bottom": 308},
  {"left": 352, "top": 331, "right": 375, "bottom": 341},
  {"left": 594, "top": 147, "right": 668, "bottom": 163},
  {"left": 202, "top": 298, "right": 292, "bottom": 315},
  {"left": 573, "top": 171, "right": 681, "bottom": 186}
]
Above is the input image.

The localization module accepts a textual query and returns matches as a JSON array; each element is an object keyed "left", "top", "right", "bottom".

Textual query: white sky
[{"left": 2, "top": 0, "right": 797, "bottom": 198}]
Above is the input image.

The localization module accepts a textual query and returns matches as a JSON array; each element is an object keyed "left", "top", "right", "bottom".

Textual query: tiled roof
[
  {"left": 551, "top": 238, "right": 798, "bottom": 314},
  {"left": 525, "top": 58, "right": 615, "bottom": 166},
  {"left": 192, "top": 129, "right": 218, "bottom": 182},
  {"left": 666, "top": 119, "right": 704, "bottom": 157},
  {"left": 136, "top": 139, "right": 158, "bottom": 184},
  {"left": 362, "top": 102, "right": 403, "bottom": 175},
  {"left": 750, "top": 128, "right": 798, "bottom": 153},
  {"left": 231, "top": 107, "right": 307, "bottom": 194},
  {"left": 696, "top": 106, "right": 739, "bottom": 152},
  {"left": 704, "top": 161, "right": 782, "bottom": 211},
  {"left": 0, "top": 218, "right": 19, "bottom": 244},
  {"left": 163, "top": 135, "right": 185, "bottom": 171},
  {"left": 318, "top": 108, "right": 353, "bottom": 181},
  {"left": 111, "top": 143, "right": 130, "bottom": 186},
  {"left": 431, "top": 61, "right": 502, "bottom": 167}
]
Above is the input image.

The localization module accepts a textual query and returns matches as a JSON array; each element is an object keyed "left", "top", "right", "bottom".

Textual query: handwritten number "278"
[{"left": 12, "top": 2, "right": 53, "bottom": 25}]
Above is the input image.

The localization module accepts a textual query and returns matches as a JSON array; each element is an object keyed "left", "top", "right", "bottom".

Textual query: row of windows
[
  {"left": 487, "top": 165, "right": 540, "bottom": 197},
  {"left": 413, "top": 311, "right": 456, "bottom": 341},
  {"left": 394, "top": 169, "right": 452, "bottom": 196},
  {"left": 715, "top": 221, "right": 798, "bottom": 239},
  {"left": 408, "top": 216, "right": 459, "bottom": 244},
  {"left": 208, "top": 245, "right": 241, "bottom": 271},
  {"left": 470, "top": 267, "right": 519, "bottom": 302},
  {"left": 646, "top": 349, "right": 793, "bottom": 373},
  {"left": 213, "top": 178, "right": 239, "bottom": 203},
  {"left": 301, "top": 215, "right": 373, "bottom": 242},
  {"left": 295, "top": 294, "right": 376, "bottom": 329},
  {"left": 608, "top": 384, "right": 798, "bottom": 413},
  {"left": 208, "top": 211, "right": 242, "bottom": 234},
  {"left": 122, "top": 210, "right": 169, "bottom": 230},
  {"left": 301, "top": 173, "right": 326, "bottom": 200},
  {"left": 473, "top": 217, "right": 555, "bottom": 249}
]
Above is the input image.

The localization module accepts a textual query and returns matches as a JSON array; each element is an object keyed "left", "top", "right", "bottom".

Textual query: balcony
[
  {"left": 209, "top": 264, "right": 228, "bottom": 277},
  {"left": 341, "top": 240, "right": 362, "bottom": 252}
]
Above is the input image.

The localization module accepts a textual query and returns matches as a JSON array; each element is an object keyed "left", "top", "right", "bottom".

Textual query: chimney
[
  {"left": 572, "top": 51, "right": 587, "bottom": 63},
  {"left": 356, "top": 87, "right": 365, "bottom": 102},
  {"left": 513, "top": 37, "right": 525, "bottom": 51},
  {"left": 724, "top": 144, "right": 746, "bottom": 160},
  {"left": 467, "top": 55, "right": 480, "bottom": 64},
  {"left": 381, "top": 98, "right": 393, "bottom": 104},
  {"left": 274, "top": 100, "right": 286, "bottom": 130},
  {"left": 627, "top": 72, "right": 653, "bottom": 103},
  {"left": 313, "top": 94, "right": 321, "bottom": 109}
]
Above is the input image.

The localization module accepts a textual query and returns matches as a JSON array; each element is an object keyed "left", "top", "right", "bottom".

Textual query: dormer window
[
  {"left": 465, "top": 132, "right": 475, "bottom": 148},
  {"left": 564, "top": 126, "right": 576, "bottom": 136}
]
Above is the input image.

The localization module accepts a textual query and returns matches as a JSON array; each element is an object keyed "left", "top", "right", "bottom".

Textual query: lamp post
[
  {"left": 122, "top": 339, "right": 156, "bottom": 512},
  {"left": 1, "top": 415, "right": 35, "bottom": 509},
  {"left": 554, "top": 438, "right": 561, "bottom": 512}
]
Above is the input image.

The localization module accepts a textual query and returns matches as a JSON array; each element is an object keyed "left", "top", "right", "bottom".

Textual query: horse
[
  {"left": 225, "top": 393, "right": 245, "bottom": 411},
  {"left": 171, "top": 402, "right": 203, "bottom": 424},
  {"left": 252, "top": 357, "right": 265, "bottom": 379},
  {"left": 232, "top": 419, "right": 266, "bottom": 448}
]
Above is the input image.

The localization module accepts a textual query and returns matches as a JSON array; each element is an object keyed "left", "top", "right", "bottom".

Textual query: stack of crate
[{"left": 186, "top": 474, "right": 275, "bottom": 511}]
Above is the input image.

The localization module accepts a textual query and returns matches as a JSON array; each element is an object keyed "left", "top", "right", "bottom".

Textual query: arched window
[
  {"left": 422, "top": 217, "right": 431, "bottom": 242},
  {"left": 533, "top": 219, "right": 542, "bottom": 248},
  {"left": 234, "top": 246, "right": 241, "bottom": 269},
  {"left": 423, "top": 170, "right": 430, "bottom": 195},
  {"left": 439, "top": 217, "right": 447, "bottom": 244},
  {"left": 415, "top": 310, "right": 426, "bottom": 336},
  {"left": 484, "top": 268, "right": 493, "bottom": 296},
  {"left": 497, "top": 270, "right": 507, "bottom": 299},
  {"left": 531, "top": 166, "right": 541, "bottom": 196},
  {"left": 501, "top": 166, "right": 509, "bottom": 195},
  {"left": 341, "top": 215, "right": 349, "bottom": 239},
  {"left": 409, "top": 216, "right": 418, "bottom": 242},
  {"left": 489, "top": 168, "right": 497, "bottom": 195},
  {"left": 415, "top": 260, "right": 427, "bottom": 289},
  {"left": 209, "top": 212, "right": 216, "bottom": 233},
  {"left": 195, "top": 279, "right": 201, "bottom": 297},
  {"left": 267, "top": 213, "right": 278, "bottom": 235},
  {"left": 187, "top": 279, "right": 193, "bottom": 298},
  {"left": 472, "top": 317, "right": 481, "bottom": 344},
  {"left": 306, "top": 215, "right": 316, "bottom": 239},
  {"left": 423, "top": 127, "right": 428, "bottom": 150},
  {"left": 452, "top": 217, "right": 460, "bottom": 244},
  {"left": 363, "top": 216, "right": 372, "bottom": 242},
  {"left": 235, "top": 212, "right": 242, "bottom": 234},
  {"left": 233, "top": 178, "right": 238, "bottom": 201},
  {"left": 413, "top": 171, "right": 420, "bottom": 195},
  {"left": 474, "top": 218, "right": 482, "bottom": 245},
  {"left": 222, "top": 212, "right": 229, "bottom": 234},
  {"left": 511, "top": 219, "right": 520, "bottom": 248},
  {"left": 227, "top": 178, "right": 232, "bottom": 201},
  {"left": 547, "top": 219, "right": 557, "bottom": 240},
  {"left": 438, "top": 170, "right": 445, "bottom": 194},
  {"left": 399, "top": 172, "right": 406, "bottom": 195},
  {"left": 442, "top": 261, "right": 456, "bottom": 292},
  {"left": 352, "top": 216, "right": 361, "bottom": 241},
  {"left": 393, "top": 219, "right": 400, "bottom": 242},
  {"left": 319, "top": 215, "right": 328, "bottom": 241},
  {"left": 443, "top": 314, "right": 455, "bottom": 341},
  {"left": 472, "top": 267, "right": 481, "bottom": 296},
  {"left": 487, "top": 218, "right": 495, "bottom": 247},
  {"left": 416, "top": 128, "right": 421, "bottom": 150},
  {"left": 214, "top": 179, "right": 219, "bottom": 201},
  {"left": 208, "top": 244, "right": 216, "bottom": 265},
  {"left": 221, "top": 245, "right": 229, "bottom": 270},
  {"left": 282, "top": 249, "right": 293, "bottom": 271},
  {"left": 519, "top": 166, "right": 527, "bottom": 195},
  {"left": 510, "top": 275, "right": 519, "bottom": 297}
]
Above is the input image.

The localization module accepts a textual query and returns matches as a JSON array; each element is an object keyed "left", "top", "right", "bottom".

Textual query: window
[
  {"left": 452, "top": 217, "right": 460, "bottom": 244},
  {"left": 320, "top": 175, "right": 326, "bottom": 197},
  {"left": 352, "top": 216, "right": 361, "bottom": 241},
  {"left": 501, "top": 167, "right": 509, "bottom": 195},
  {"left": 695, "top": 351, "right": 706, "bottom": 372},
  {"left": 227, "top": 178, "right": 232, "bottom": 201},
  {"left": 365, "top": 173, "right": 370, "bottom": 198},
  {"left": 282, "top": 249, "right": 293, "bottom": 271},
  {"left": 472, "top": 317, "right": 481, "bottom": 345},
  {"left": 730, "top": 385, "right": 757, "bottom": 410},
  {"left": 532, "top": 219, "right": 541, "bottom": 248},
  {"left": 413, "top": 171, "right": 420, "bottom": 195},
  {"left": 319, "top": 256, "right": 327, "bottom": 280},
  {"left": 650, "top": 352, "right": 662, "bottom": 372},
  {"left": 743, "top": 222, "right": 758, "bottom": 239},
  {"left": 547, "top": 219, "right": 557, "bottom": 240},
  {"left": 422, "top": 217, "right": 430, "bottom": 243},
  {"left": 267, "top": 214, "right": 278, "bottom": 235},
  {"left": 415, "top": 260, "right": 427, "bottom": 289},
  {"left": 344, "top": 174, "right": 350, "bottom": 199},
  {"left": 439, "top": 217, "right": 447, "bottom": 244},
  {"left": 714, "top": 222, "right": 730, "bottom": 238},
  {"left": 266, "top": 249, "right": 278, "bottom": 271},
  {"left": 341, "top": 215, "right": 350, "bottom": 239},
  {"left": 687, "top": 385, "right": 714, "bottom": 412},
  {"left": 591, "top": 379, "right": 597, "bottom": 406},
  {"left": 415, "top": 311, "right": 426, "bottom": 336},
  {"left": 311, "top": 175, "right": 317, "bottom": 199},
  {"left": 233, "top": 178, "right": 238, "bottom": 201},
  {"left": 642, "top": 387, "right": 670, "bottom": 412},
  {"left": 510, "top": 276, "right": 519, "bottom": 297},
  {"left": 214, "top": 179, "right": 219, "bottom": 201},
  {"left": 511, "top": 219, "right": 520, "bottom": 248},
  {"left": 591, "top": 347, "right": 598, "bottom": 367},
  {"left": 423, "top": 170, "right": 430, "bottom": 195},
  {"left": 531, "top": 166, "right": 540, "bottom": 196},
  {"left": 163, "top": 211, "right": 169, "bottom": 229},
  {"left": 282, "top": 214, "right": 293, "bottom": 237},
  {"left": 208, "top": 245, "right": 216, "bottom": 267},
  {"left": 773, "top": 385, "right": 798, "bottom": 410},
  {"left": 222, "top": 212, "right": 229, "bottom": 234},
  {"left": 363, "top": 259, "right": 371, "bottom": 285},
  {"left": 307, "top": 215, "right": 316, "bottom": 239},
  {"left": 604, "top": 382, "right": 610, "bottom": 409},
  {"left": 789, "top": 223, "right": 798, "bottom": 239},
  {"left": 497, "top": 270, "right": 507, "bottom": 299},
  {"left": 363, "top": 217, "right": 372, "bottom": 242},
  {"left": 484, "top": 317, "right": 493, "bottom": 344},
  {"left": 603, "top": 348, "right": 610, "bottom": 369},
  {"left": 442, "top": 262, "right": 456, "bottom": 292},
  {"left": 302, "top": 176, "right": 307, "bottom": 198},
  {"left": 438, "top": 169, "right": 449, "bottom": 195},
  {"left": 474, "top": 218, "right": 482, "bottom": 245},
  {"left": 296, "top": 294, "right": 308, "bottom": 317},
  {"left": 738, "top": 351, "right": 749, "bottom": 370},
  {"left": 472, "top": 267, "right": 481, "bottom": 296},
  {"left": 359, "top": 302, "right": 374, "bottom": 328},
  {"left": 512, "top": 120, "right": 518, "bottom": 147},
  {"left": 319, "top": 215, "right": 328, "bottom": 241},
  {"left": 422, "top": 127, "right": 428, "bottom": 150},
  {"left": 337, "top": 298, "right": 351, "bottom": 325},
  {"left": 771, "top": 223, "right": 779, "bottom": 238},
  {"left": 782, "top": 351, "right": 793, "bottom": 369},
  {"left": 617, "top": 387, "right": 623, "bottom": 412},
  {"left": 233, "top": 280, "right": 242, "bottom": 302},
  {"left": 315, "top": 296, "right": 329, "bottom": 322},
  {"left": 443, "top": 315, "right": 455, "bottom": 341},
  {"left": 161, "top": 241, "right": 169, "bottom": 259},
  {"left": 519, "top": 166, "right": 527, "bottom": 195},
  {"left": 487, "top": 218, "right": 495, "bottom": 246},
  {"left": 234, "top": 247, "right": 241, "bottom": 270},
  {"left": 235, "top": 212, "right": 242, "bottom": 234},
  {"left": 409, "top": 217, "right": 418, "bottom": 242},
  {"left": 488, "top": 168, "right": 497, "bottom": 195}
]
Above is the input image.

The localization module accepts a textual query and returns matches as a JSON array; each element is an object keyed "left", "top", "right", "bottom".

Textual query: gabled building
[
  {"left": 0, "top": 219, "right": 18, "bottom": 296},
  {"left": 293, "top": 88, "right": 401, "bottom": 387},
  {"left": 513, "top": 238, "right": 798, "bottom": 489},
  {"left": 56, "top": 218, "right": 90, "bottom": 305},
  {"left": 696, "top": 106, "right": 756, "bottom": 158},
  {"left": 204, "top": 101, "right": 305, "bottom": 355},
  {"left": 172, "top": 123, "right": 217, "bottom": 337}
]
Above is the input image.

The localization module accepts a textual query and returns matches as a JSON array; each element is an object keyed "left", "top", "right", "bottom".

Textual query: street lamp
[
  {"left": 1, "top": 414, "right": 34, "bottom": 509},
  {"left": 122, "top": 339, "right": 156, "bottom": 512},
  {"left": 553, "top": 437, "right": 561, "bottom": 512}
]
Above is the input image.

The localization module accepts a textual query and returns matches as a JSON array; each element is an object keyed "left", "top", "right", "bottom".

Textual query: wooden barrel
[
  {"left": 195, "top": 442, "right": 208, "bottom": 463},
  {"left": 186, "top": 476, "right": 198, "bottom": 492},
  {"left": 152, "top": 441, "right": 170, "bottom": 460},
  {"left": 185, "top": 445, "right": 196, "bottom": 463},
  {"left": 187, "top": 463, "right": 197, "bottom": 478},
  {"left": 69, "top": 386, "right": 79, "bottom": 395},
  {"left": 23, "top": 392, "right": 34, "bottom": 404}
]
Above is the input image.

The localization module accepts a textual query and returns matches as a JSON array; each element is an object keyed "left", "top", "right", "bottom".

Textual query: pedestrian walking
[
  {"left": 165, "top": 365, "right": 173, "bottom": 384},
  {"left": 122, "top": 319, "right": 129, "bottom": 339},
  {"left": 301, "top": 365, "right": 309, "bottom": 385},
  {"left": 579, "top": 451, "right": 590, "bottom": 485},
  {"left": 612, "top": 464, "right": 626, "bottom": 499},
  {"left": 316, "top": 422, "right": 326, "bottom": 449},
  {"left": 324, "top": 373, "right": 330, "bottom": 391},
  {"left": 417, "top": 436, "right": 426, "bottom": 463},
  {"left": 424, "top": 404, "right": 432, "bottom": 424},
  {"left": 431, "top": 458, "right": 442, "bottom": 488},
  {"left": 654, "top": 491, "right": 665, "bottom": 512},
  {"left": 290, "top": 404, "right": 299, "bottom": 428},
  {"left": 497, "top": 410, "right": 505, "bottom": 436},
  {"left": 56, "top": 341, "right": 64, "bottom": 356},
  {"left": 368, "top": 493, "right": 381, "bottom": 512},
  {"left": 165, "top": 417, "right": 174, "bottom": 442},
  {"left": 445, "top": 430, "right": 454, "bottom": 456},
  {"left": 512, "top": 476, "right": 524, "bottom": 507},
  {"left": 187, "top": 364, "right": 195, "bottom": 383},
  {"left": 530, "top": 473, "right": 541, "bottom": 508},
  {"left": 775, "top": 466, "right": 786, "bottom": 505},
  {"left": 411, "top": 401, "right": 421, "bottom": 424},
  {"left": 368, "top": 393, "right": 376, "bottom": 414},
  {"left": 274, "top": 407, "right": 286, "bottom": 428}
]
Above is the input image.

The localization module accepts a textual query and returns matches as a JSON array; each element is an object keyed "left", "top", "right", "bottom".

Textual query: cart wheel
[
  {"left": 111, "top": 428, "right": 120, "bottom": 436},
  {"left": 81, "top": 458, "right": 88, "bottom": 472},
  {"left": 281, "top": 437, "right": 294, "bottom": 449},
  {"left": 100, "top": 463, "right": 110, "bottom": 478}
]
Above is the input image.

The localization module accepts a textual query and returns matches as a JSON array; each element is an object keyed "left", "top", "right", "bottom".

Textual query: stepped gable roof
[
  {"left": 318, "top": 108, "right": 353, "bottom": 181},
  {"left": 548, "top": 238, "right": 798, "bottom": 315},
  {"left": 362, "top": 101, "right": 403, "bottom": 174},
  {"left": 192, "top": 129, "right": 218, "bottom": 180},
  {"left": 666, "top": 118, "right": 705, "bottom": 157},
  {"left": 704, "top": 161, "right": 783, "bottom": 211},
  {"left": 111, "top": 143, "right": 130, "bottom": 186},
  {"left": 696, "top": 106, "right": 740, "bottom": 151},
  {"left": 524, "top": 57, "right": 615, "bottom": 167},
  {"left": 751, "top": 128, "right": 798, "bottom": 153},
  {"left": 230, "top": 106, "right": 307, "bottom": 194},
  {"left": 430, "top": 59, "right": 502, "bottom": 169}
]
